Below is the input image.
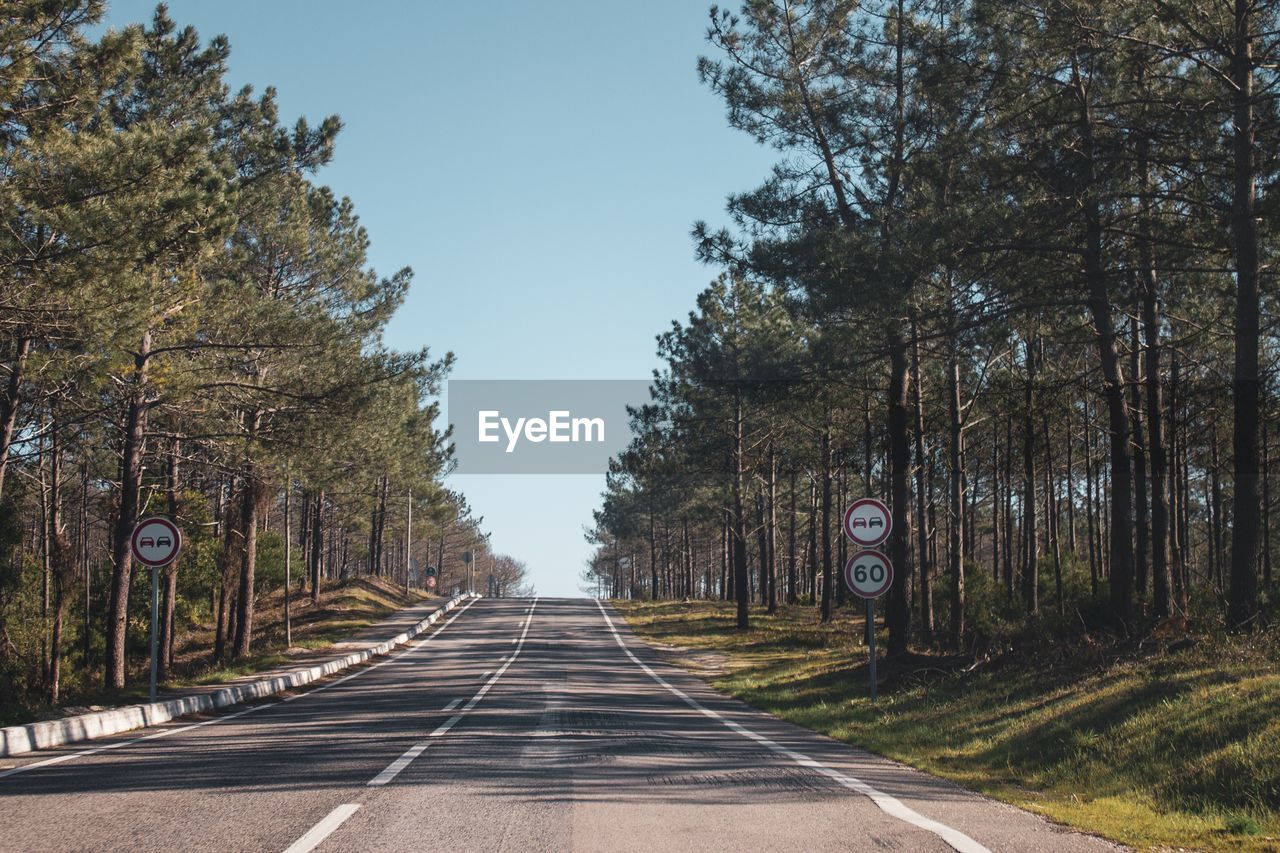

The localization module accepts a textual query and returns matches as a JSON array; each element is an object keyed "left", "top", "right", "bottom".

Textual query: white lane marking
[
  {"left": 442, "top": 698, "right": 462, "bottom": 712},
  {"left": 478, "top": 670, "right": 493, "bottom": 680},
  {"left": 0, "top": 597, "right": 482, "bottom": 782},
  {"left": 0, "top": 701, "right": 275, "bottom": 781},
  {"left": 367, "top": 742, "right": 430, "bottom": 787},
  {"left": 593, "top": 600, "right": 989, "bottom": 853},
  {"left": 367, "top": 598, "right": 540, "bottom": 786},
  {"left": 282, "top": 803, "right": 360, "bottom": 853}
]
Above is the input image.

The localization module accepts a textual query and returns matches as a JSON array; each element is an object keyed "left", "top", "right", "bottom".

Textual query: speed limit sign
[{"left": 843, "top": 549, "right": 893, "bottom": 599}]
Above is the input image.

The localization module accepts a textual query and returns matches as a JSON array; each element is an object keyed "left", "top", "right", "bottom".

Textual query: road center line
[
  {"left": 442, "top": 698, "right": 462, "bottom": 712},
  {"left": 367, "top": 598, "right": 539, "bottom": 787},
  {"left": 282, "top": 803, "right": 360, "bottom": 853},
  {"left": 593, "top": 599, "right": 990, "bottom": 853}
]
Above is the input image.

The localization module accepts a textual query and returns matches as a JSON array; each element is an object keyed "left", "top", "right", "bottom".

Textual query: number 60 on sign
[{"left": 843, "top": 549, "right": 893, "bottom": 599}]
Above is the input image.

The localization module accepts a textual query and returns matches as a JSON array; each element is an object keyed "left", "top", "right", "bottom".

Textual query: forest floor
[
  {"left": 614, "top": 599, "right": 1280, "bottom": 852},
  {"left": 4, "top": 576, "right": 437, "bottom": 728}
]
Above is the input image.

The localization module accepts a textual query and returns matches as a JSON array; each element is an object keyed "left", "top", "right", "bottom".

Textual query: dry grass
[{"left": 616, "top": 599, "right": 1280, "bottom": 852}]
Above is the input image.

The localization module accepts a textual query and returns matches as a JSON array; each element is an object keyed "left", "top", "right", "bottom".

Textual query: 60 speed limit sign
[{"left": 843, "top": 549, "right": 893, "bottom": 599}]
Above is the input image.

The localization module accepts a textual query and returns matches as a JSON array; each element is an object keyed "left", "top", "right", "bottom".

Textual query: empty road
[{"left": 0, "top": 598, "right": 1116, "bottom": 852}]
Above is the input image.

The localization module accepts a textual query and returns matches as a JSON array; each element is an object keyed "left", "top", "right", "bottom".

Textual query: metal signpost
[
  {"left": 462, "top": 549, "right": 474, "bottom": 594},
  {"left": 131, "top": 516, "right": 183, "bottom": 703},
  {"left": 841, "top": 499, "right": 892, "bottom": 702}
]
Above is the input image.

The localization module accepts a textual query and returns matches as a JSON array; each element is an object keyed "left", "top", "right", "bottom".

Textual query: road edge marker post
[
  {"left": 842, "top": 498, "right": 892, "bottom": 703},
  {"left": 131, "top": 516, "right": 182, "bottom": 703}
]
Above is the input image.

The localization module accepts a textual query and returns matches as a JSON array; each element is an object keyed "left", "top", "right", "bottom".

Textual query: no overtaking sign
[
  {"left": 842, "top": 497, "right": 891, "bottom": 547},
  {"left": 131, "top": 516, "right": 182, "bottom": 567}
]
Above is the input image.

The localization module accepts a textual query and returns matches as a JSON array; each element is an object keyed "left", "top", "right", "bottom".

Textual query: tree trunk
[
  {"left": 886, "top": 328, "right": 912, "bottom": 654},
  {"left": 233, "top": 465, "right": 264, "bottom": 659},
  {"left": 1146, "top": 274, "right": 1172, "bottom": 617},
  {"left": 731, "top": 389, "right": 750, "bottom": 629},
  {"left": 1227, "top": 0, "right": 1261, "bottom": 630},
  {"left": 820, "top": 407, "right": 834, "bottom": 623},
  {"left": 46, "top": 422, "right": 71, "bottom": 705},
  {"left": 1022, "top": 335, "right": 1039, "bottom": 614},
  {"left": 158, "top": 439, "right": 181, "bottom": 681},
  {"left": 0, "top": 335, "right": 30, "bottom": 500},
  {"left": 947, "top": 319, "right": 965, "bottom": 648},
  {"left": 787, "top": 467, "right": 798, "bottom": 604},
  {"left": 766, "top": 443, "right": 778, "bottom": 614},
  {"left": 911, "top": 318, "right": 933, "bottom": 644},
  {"left": 1129, "top": 314, "right": 1149, "bottom": 609},
  {"left": 105, "top": 328, "right": 152, "bottom": 690},
  {"left": 310, "top": 490, "right": 324, "bottom": 604},
  {"left": 1074, "top": 65, "right": 1134, "bottom": 627}
]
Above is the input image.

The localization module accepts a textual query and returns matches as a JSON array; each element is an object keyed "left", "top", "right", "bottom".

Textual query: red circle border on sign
[
  {"left": 130, "top": 516, "right": 182, "bottom": 567},
  {"left": 843, "top": 549, "right": 894, "bottom": 599},
  {"left": 842, "top": 497, "right": 892, "bottom": 547}
]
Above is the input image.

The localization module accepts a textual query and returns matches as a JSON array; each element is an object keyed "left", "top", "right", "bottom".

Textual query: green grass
[{"left": 615, "top": 600, "right": 1280, "bottom": 852}]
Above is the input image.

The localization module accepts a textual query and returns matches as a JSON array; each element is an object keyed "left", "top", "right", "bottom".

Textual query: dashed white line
[
  {"left": 442, "top": 698, "right": 462, "bottom": 712},
  {"left": 367, "top": 742, "right": 430, "bottom": 787},
  {"left": 593, "top": 599, "right": 990, "bottom": 853},
  {"left": 282, "top": 803, "right": 360, "bottom": 853},
  {"left": 368, "top": 598, "right": 540, "bottom": 787}
]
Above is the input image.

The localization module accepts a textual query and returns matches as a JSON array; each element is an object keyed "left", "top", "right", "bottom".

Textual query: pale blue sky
[{"left": 103, "top": 1, "right": 773, "bottom": 596}]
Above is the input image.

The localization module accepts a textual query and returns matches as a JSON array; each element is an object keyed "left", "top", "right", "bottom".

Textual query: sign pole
[
  {"left": 841, "top": 497, "right": 892, "bottom": 705},
  {"left": 131, "top": 515, "right": 183, "bottom": 704},
  {"left": 149, "top": 565, "right": 159, "bottom": 703},
  {"left": 867, "top": 597, "right": 877, "bottom": 703}
]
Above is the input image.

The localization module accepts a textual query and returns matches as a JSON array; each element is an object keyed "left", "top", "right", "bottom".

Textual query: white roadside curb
[{"left": 0, "top": 592, "right": 478, "bottom": 758}]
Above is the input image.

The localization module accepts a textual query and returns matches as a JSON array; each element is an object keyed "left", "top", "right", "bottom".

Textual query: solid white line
[
  {"left": 282, "top": 803, "right": 360, "bottom": 853},
  {"left": 280, "top": 597, "right": 481, "bottom": 702},
  {"left": 0, "top": 701, "right": 275, "bottom": 780},
  {"left": 593, "top": 600, "right": 990, "bottom": 853},
  {"left": 442, "top": 698, "right": 462, "bottom": 712},
  {"left": 367, "top": 598, "right": 540, "bottom": 786},
  {"left": 0, "top": 597, "right": 482, "bottom": 782}
]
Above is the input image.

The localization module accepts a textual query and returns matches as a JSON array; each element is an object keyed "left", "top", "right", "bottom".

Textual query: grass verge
[
  {"left": 614, "top": 600, "right": 1280, "bottom": 852},
  {"left": 3, "top": 577, "right": 436, "bottom": 726}
]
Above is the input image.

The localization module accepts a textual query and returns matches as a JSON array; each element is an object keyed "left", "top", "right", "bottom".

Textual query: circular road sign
[
  {"left": 131, "top": 516, "right": 182, "bottom": 568},
  {"left": 843, "top": 549, "right": 894, "bottom": 599},
  {"left": 462, "top": 550, "right": 473, "bottom": 565},
  {"left": 424, "top": 564, "right": 438, "bottom": 577},
  {"left": 842, "top": 497, "right": 892, "bottom": 547}
]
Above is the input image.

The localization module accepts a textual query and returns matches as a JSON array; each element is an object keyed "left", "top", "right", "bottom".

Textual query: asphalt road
[{"left": 0, "top": 598, "right": 1119, "bottom": 852}]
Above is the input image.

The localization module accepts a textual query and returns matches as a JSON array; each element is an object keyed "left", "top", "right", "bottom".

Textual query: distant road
[{"left": 0, "top": 598, "right": 1117, "bottom": 852}]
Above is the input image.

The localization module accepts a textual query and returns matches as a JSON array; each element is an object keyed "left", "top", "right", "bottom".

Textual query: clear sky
[{"left": 103, "top": 1, "right": 774, "bottom": 597}]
